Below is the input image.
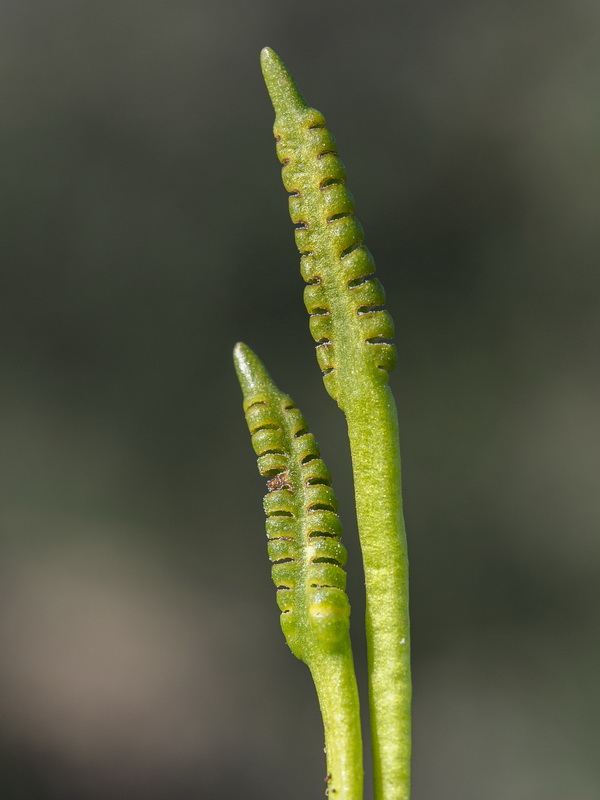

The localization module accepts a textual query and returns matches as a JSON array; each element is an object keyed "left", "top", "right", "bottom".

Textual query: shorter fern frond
[
  {"left": 233, "top": 342, "right": 363, "bottom": 800},
  {"left": 234, "top": 341, "right": 350, "bottom": 661}
]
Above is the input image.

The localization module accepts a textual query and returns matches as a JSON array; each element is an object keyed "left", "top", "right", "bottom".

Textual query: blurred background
[{"left": 1, "top": 1, "right": 599, "bottom": 798}]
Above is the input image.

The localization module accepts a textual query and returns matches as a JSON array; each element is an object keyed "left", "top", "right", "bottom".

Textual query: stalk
[
  {"left": 345, "top": 384, "right": 410, "bottom": 800},
  {"left": 311, "top": 650, "right": 364, "bottom": 800},
  {"left": 260, "top": 48, "right": 411, "bottom": 800}
]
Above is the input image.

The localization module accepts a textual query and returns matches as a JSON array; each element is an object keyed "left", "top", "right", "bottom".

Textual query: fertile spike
[
  {"left": 260, "top": 51, "right": 411, "bottom": 800},
  {"left": 260, "top": 48, "right": 396, "bottom": 409},
  {"left": 233, "top": 342, "right": 351, "bottom": 661}
]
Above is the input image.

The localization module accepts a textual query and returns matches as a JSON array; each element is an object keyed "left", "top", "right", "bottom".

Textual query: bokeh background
[{"left": 1, "top": 1, "right": 599, "bottom": 798}]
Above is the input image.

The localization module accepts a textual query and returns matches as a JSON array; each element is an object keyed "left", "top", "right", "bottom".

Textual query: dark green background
[{"left": 1, "top": 1, "right": 598, "bottom": 798}]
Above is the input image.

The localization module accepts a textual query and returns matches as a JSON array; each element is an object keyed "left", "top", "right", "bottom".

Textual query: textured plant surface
[
  {"left": 235, "top": 48, "right": 410, "bottom": 800},
  {"left": 234, "top": 343, "right": 362, "bottom": 800}
]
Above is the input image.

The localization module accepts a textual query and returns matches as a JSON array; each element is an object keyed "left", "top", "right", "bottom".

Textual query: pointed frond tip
[
  {"left": 260, "top": 46, "right": 307, "bottom": 115},
  {"left": 232, "top": 342, "right": 276, "bottom": 404}
]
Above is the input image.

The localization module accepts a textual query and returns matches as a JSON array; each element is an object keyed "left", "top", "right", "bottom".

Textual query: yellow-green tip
[
  {"left": 260, "top": 46, "right": 307, "bottom": 115},
  {"left": 233, "top": 342, "right": 274, "bottom": 402}
]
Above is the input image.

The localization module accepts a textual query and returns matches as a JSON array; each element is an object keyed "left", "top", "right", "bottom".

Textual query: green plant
[{"left": 234, "top": 48, "right": 411, "bottom": 800}]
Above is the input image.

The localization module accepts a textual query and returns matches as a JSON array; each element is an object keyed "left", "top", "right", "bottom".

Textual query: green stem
[
  {"left": 260, "top": 48, "right": 412, "bottom": 800},
  {"left": 310, "top": 650, "right": 364, "bottom": 800},
  {"left": 345, "top": 382, "right": 411, "bottom": 800}
]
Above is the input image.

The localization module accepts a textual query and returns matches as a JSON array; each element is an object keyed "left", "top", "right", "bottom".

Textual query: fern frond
[
  {"left": 233, "top": 342, "right": 362, "bottom": 799},
  {"left": 260, "top": 49, "right": 411, "bottom": 800},
  {"left": 260, "top": 47, "right": 396, "bottom": 409}
]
